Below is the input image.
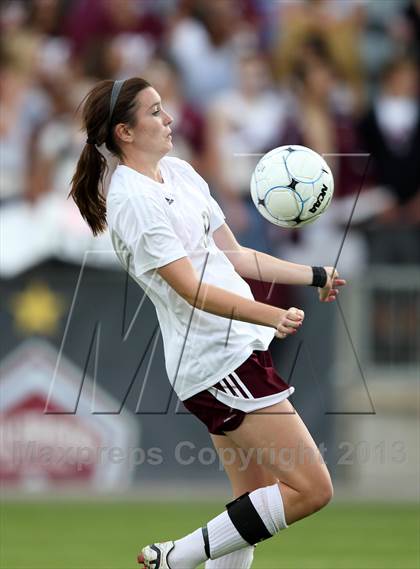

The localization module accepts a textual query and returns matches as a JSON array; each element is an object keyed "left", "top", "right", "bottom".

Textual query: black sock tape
[
  {"left": 226, "top": 492, "right": 272, "bottom": 545},
  {"left": 202, "top": 526, "right": 210, "bottom": 559}
]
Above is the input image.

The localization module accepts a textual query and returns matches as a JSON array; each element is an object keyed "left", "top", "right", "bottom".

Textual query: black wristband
[{"left": 311, "top": 266, "right": 328, "bottom": 288}]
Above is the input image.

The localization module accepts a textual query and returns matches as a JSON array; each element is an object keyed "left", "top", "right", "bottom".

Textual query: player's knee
[
  {"left": 305, "top": 475, "right": 333, "bottom": 514},
  {"left": 316, "top": 478, "right": 333, "bottom": 510}
]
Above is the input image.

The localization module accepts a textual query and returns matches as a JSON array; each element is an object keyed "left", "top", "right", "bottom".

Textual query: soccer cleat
[{"left": 137, "top": 541, "right": 175, "bottom": 569}]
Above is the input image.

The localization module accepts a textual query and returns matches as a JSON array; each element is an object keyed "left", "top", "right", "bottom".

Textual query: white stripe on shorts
[
  {"left": 219, "top": 378, "right": 237, "bottom": 397},
  {"left": 230, "top": 371, "right": 254, "bottom": 399},
  {"left": 223, "top": 376, "right": 243, "bottom": 397},
  {"left": 225, "top": 374, "right": 249, "bottom": 399}
]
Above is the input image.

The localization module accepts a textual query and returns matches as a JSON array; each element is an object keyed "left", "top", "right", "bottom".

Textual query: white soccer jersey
[{"left": 106, "top": 156, "right": 274, "bottom": 401}]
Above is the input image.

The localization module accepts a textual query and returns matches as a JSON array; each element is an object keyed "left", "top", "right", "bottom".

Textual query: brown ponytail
[{"left": 69, "top": 77, "right": 151, "bottom": 235}]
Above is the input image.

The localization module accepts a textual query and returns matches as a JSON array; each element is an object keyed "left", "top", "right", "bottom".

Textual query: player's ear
[{"left": 115, "top": 123, "right": 133, "bottom": 144}]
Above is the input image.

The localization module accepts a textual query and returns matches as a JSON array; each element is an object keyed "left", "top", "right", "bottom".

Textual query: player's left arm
[{"left": 213, "top": 223, "right": 346, "bottom": 302}]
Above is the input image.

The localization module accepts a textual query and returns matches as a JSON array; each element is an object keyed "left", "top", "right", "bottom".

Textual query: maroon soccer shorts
[{"left": 183, "top": 350, "right": 293, "bottom": 435}]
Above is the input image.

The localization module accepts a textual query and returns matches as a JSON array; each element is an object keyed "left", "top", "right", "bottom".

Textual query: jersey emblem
[
  {"left": 165, "top": 197, "right": 174, "bottom": 205},
  {"left": 201, "top": 210, "right": 211, "bottom": 248}
]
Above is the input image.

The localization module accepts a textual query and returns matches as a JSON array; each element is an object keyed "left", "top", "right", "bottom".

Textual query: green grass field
[{"left": 0, "top": 501, "right": 418, "bottom": 569}]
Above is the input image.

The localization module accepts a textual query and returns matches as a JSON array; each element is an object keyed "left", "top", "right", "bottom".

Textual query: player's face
[{"left": 129, "top": 87, "right": 173, "bottom": 156}]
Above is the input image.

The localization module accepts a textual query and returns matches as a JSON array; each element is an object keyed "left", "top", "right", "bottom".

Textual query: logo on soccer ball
[{"left": 309, "top": 184, "right": 328, "bottom": 214}]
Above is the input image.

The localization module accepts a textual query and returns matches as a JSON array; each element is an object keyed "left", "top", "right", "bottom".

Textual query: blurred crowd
[{"left": 1, "top": 0, "right": 419, "bottom": 278}]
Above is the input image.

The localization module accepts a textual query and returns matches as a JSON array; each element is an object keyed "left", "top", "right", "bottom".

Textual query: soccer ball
[{"left": 250, "top": 145, "right": 334, "bottom": 228}]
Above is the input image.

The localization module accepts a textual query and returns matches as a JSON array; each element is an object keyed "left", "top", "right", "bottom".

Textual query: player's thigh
[
  {"left": 225, "top": 398, "right": 331, "bottom": 494},
  {"left": 211, "top": 434, "right": 278, "bottom": 497}
]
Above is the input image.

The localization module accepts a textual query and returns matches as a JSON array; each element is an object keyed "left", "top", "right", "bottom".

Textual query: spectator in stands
[
  {"left": 20, "top": 70, "right": 115, "bottom": 267},
  {"left": 62, "top": 0, "right": 165, "bottom": 60},
  {"left": 0, "top": 39, "right": 51, "bottom": 204},
  {"left": 359, "top": 56, "right": 420, "bottom": 264},
  {"left": 281, "top": 46, "right": 369, "bottom": 277},
  {"left": 28, "top": 73, "right": 90, "bottom": 202},
  {"left": 391, "top": 0, "right": 420, "bottom": 61},
  {"left": 291, "top": 43, "right": 360, "bottom": 190},
  {"left": 168, "top": 0, "right": 258, "bottom": 108},
  {"left": 204, "top": 52, "right": 299, "bottom": 251},
  {"left": 271, "top": 0, "right": 366, "bottom": 110},
  {"left": 79, "top": 33, "right": 156, "bottom": 81},
  {"left": 24, "top": 0, "right": 69, "bottom": 37}
]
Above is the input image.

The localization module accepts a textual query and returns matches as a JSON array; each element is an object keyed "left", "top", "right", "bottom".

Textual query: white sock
[
  {"left": 168, "top": 528, "right": 206, "bottom": 569},
  {"left": 204, "top": 546, "right": 254, "bottom": 568},
  {"left": 249, "top": 483, "right": 288, "bottom": 533},
  {"left": 206, "top": 511, "right": 249, "bottom": 558},
  {"left": 168, "top": 484, "right": 287, "bottom": 567}
]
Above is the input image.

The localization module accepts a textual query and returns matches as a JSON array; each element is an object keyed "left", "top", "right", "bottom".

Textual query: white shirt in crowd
[{"left": 106, "top": 156, "right": 274, "bottom": 401}]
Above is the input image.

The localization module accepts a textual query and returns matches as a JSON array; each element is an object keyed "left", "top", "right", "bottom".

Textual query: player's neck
[{"left": 121, "top": 155, "right": 164, "bottom": 183}]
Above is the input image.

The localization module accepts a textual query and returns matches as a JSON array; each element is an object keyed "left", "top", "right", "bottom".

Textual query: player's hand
[
  {"left": 275, "top": 307, "right": 305, "bottom": 339},
  {"left": 318, "top": 266, "right": 347, "bottom": 303}
]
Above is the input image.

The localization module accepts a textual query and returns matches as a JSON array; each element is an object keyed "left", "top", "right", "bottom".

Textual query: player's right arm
[{"left": 157, "top": 257, "right": 304, "bottom": 339}]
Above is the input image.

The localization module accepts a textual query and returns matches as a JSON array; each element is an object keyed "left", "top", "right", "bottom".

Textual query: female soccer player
[{"left": 70, "top": 78, "right": 346, "bottom": 569}]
